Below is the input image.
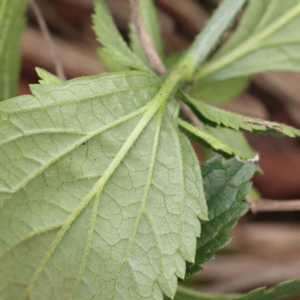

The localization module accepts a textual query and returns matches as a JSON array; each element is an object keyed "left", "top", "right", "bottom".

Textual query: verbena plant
[{"left": 0, "top": 0, "right": 300, "bottom": 299}]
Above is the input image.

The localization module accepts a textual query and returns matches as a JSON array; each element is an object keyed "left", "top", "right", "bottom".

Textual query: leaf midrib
[{"left": 197, "top": 2, "right": 300, "bottom": 80}]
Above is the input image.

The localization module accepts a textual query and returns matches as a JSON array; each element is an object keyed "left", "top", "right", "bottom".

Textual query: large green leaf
[
  {"left": 92, "top": 0, "right": 150, "bottom": 72},
  {"left": 173, "top": 278, "right": 300, "bottom": 300},
  {"left": 0, "top": 0, "right": 27, "bottom": 101},
  {"left": 186, "top": 157, "right": 256, "bottom": 277},
  {"left": 180, "top": 91, "right": 300, "bottom": 137},
  {"left": 129, "top": 0, "right": 164, "bottom": 67},
  {"left": 196, "top": 0, "right": 300, "bottom": 82},
  {"left": 0, "top": 71, "right": 207, "bottom": 300}
]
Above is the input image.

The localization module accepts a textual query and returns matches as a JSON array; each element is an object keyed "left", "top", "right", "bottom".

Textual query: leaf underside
[
  {"left": 0, "top": 71, "right": 207, "bottom": 300},
  {"left": 0, "top": 0, "right": 27, "bottom": 101}
]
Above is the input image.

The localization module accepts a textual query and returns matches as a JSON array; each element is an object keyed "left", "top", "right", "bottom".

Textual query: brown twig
[
  {"left": 129, "top": 0, "right": 166, "bottom": 75},
  {"left": 29, "top": 0, "right": 66, "bottom": 81},
  {"left": 246, "top": 196, "right": 300, "bottom": 213}
]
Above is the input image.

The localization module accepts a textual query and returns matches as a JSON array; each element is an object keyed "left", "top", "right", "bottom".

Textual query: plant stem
[
  {"left": 246, "top": 197, "right": 300, "bottom": 214},
  {"left": 174, "top": 286, "right": 240, "bottom": 300},
  {"left": 178, "top": 0, "right": 247, "bottom": 80}
]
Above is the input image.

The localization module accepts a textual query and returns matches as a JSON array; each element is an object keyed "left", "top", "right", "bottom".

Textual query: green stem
[
  {"left": 177, "top": 0, "right": 248, "bottom": 81},
  {"left": 174, "top": 286, "right": 240, "bottom": 300},
  {"left": 150, "top": 0, "right": 248, "bottom": 123}
]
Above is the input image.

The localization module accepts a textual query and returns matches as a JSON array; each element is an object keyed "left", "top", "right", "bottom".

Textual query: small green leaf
[
  {"left": 92, "top": 0, "right": 150, "bottom": 72},
  {"left": 178, "top": 119, "right": 246, "bottom": 158},
  {"left": 186, "top": 157, "right": 256, "bottom": 277},
  {"left": 129, "top": 0, "right": 164, "bottom": 66},
  {"left": 189, "top": 77, "right": 250, "bottom": 104},
  {"left": 180, "top": 91, "right": 300, "bottom": 137},
  {"left": 97, "top": 48, "right": 130, "bottom": 72},
  {"left": 196, "top": 0, "right": 300, "bottom": 81},
  {"left": 0, "top": 71, "right": 207, "bottom": 300},
  {"left": 0, "top": 0, "right": 27, "bottom": 101},
  {"left": 36, "top": 68, "right": 63, "bottom": 86},
  {"left": 204, "top": 125, "right": 257, "bottom": 160}
]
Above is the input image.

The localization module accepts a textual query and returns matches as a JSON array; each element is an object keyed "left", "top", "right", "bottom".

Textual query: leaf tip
[{"left": 36, "top": 67, "right": 63, "bottom": 85}]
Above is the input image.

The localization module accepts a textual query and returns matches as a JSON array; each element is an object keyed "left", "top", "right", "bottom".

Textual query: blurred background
[{"left": 19, "top": 0, "right": 300, "bottom": 298}]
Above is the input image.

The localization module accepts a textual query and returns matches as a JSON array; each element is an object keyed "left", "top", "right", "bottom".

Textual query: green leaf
[
  {"left": 204, "top": 125, "right": 257, "bottom": 160},
  {"left": 129, "top": 0, "right": 164, "bottom": 66},
  {"left": 164, "top": 51, "right": 185, "bottom": 70},
  {"left": 0, "top": 0, "right": 27, "bottom": 101},
  {"left": 92, "top": 0, "right": 150, "bottom": 72},
  {"left": 173, "top": 279, "right": 300, "bottom": 300},
  {"left": 196, "top": 0, "right": 300, "bottom": 81},
  {"left": 189, "top": 77, "right": 250, "bottom": 104},
  {"left": 186, "top": 157, "right": 256, "bottom": 277},
  {"left": 36, "top": 68, "right": 63, "bottom": 86},
  {"left": 178, "top": 119, "right": 246, "bottom": 158},
  {"left": 97, "top": 48, "right": 130, "bottom": 72},
  {"left": 0, "top": 71, "right": 207, "bottom": 300},
  {"left": 180, "top": 91, "right": 300, "bottom": 137}
]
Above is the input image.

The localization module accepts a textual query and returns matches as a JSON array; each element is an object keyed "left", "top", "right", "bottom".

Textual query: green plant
[{"left": 0, "top": 0, "right": 300, "bottom": 299}]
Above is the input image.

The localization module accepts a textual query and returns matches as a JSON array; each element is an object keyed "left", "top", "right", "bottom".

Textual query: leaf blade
[
  {"left": 186, "top": 157, "right": 256, "bottom": 277},
  {"left": 92, "top": 0, "right": 150, "bottom": 72},
  {"left": 0, "top": 71, "right": 207, "bottom": 300}
]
